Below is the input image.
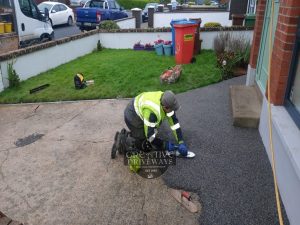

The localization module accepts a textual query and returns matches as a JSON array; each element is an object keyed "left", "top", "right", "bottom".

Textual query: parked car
[
  {"left": 76, "top": 0, "right": 128, "bottom": 31},
  {"left": 142, "top": 3, "right": 158, "bottom": 22},
  {"left": 38, "top": 2, "right": 74, "bottom": 27},
  {"left": 210, "top": 0, "right": 219, "bottom": 6},
  {"left": 70, "top": 0, "right": 89, "bottom": 7}
]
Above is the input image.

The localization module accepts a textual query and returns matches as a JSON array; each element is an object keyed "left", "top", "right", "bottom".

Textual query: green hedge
[
  {"left": 117, "top": 0, "right": 160, "bottom": 10},
  {"left": 204, "top": 22, "right": 222, "bottom": 28}
]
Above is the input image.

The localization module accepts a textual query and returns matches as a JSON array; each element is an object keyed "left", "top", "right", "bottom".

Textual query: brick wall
[
  {"left": 249, "top": 0, "right": 267, "bottom": 68},
  {"left": 270, "top": 0, "right": 300, "bottom": 105},
  {"left": 0, "top": 34, "right": 18, "bottom": 55}
]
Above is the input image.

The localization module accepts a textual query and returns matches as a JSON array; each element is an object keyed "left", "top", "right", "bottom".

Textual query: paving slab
[
  {"left": 230, "top": 85, "right": 262, "bottom": 128},
  {"left": 0, "top": 100, "right": 200, "bottom": 225},
  {"left": 0, "top": 76, "right": 290, "bottom": 225}
]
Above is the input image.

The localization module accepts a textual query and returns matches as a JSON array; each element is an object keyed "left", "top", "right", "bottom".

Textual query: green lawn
[{"left": 0, "top": 49, "right": 221, "bottom": 103}]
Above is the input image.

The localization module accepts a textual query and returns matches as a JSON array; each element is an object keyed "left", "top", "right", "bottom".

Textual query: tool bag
[{"left": 74, "top": 73, "right": 86, "bottom": 89}]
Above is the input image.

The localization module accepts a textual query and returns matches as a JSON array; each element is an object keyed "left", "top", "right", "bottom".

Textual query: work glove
[
  {"left": 165, "top": 141, "right": 176, "bottom": 152},
  {"left": 129, "top": 154, "right": 141, "bottom": 173},
  {"left": 178, "top": 143, "right": 188, "bottom": 156}
]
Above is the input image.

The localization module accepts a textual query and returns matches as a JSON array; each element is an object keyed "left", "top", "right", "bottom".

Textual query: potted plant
[
  {"left": 133, "top": 41, "right": 144, "bottom": 50},
  {"left": 163, "top": 40, "right": 172, "bottom": 56},
  {"left": 154, "top": 39, "right": 164, "bottom": 56},
  {"left": 144, "top": 43, "right": 154, "bottom": 51}
]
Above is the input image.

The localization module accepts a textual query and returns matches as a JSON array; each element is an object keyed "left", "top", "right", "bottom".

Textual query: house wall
[
  {"left": 259, "top": 97, "right": 300, "bottom": 225},
  {"left": 115, "top": 17, "right": 136, "bottom": 29},
  {"left": 269, "top": 0, "right": 299, "bottom": 105},
  {"left": 0, "top": 27, "right": 253, "bottom": 91},
  {"left": 153, "top": 11, "right": 232, "bottom": 28},
  {"left": 246, "top": 0, "right": 266, "bottom": 86},
  {"left": 247, "top": 0, "right": 300, "bottom": 224}
]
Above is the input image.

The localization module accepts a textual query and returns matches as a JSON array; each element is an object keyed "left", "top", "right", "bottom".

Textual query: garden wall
[
  {"left": 153, "top": 11, "right": 232, "bottom": 28},
  {"left": 115, "top": 17, "right": 136, "bottom": 29},
  {"left": 0, "top": 27, "right": 253, "bottom": 91},
  {"left": 99, "top": 28, "right": 253, "bottom": 50}
]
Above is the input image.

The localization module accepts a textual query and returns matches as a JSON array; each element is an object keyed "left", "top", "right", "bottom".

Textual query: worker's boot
[
  {"left": 116, "top": 128, "right": 128, "bottom": 154},
  {"left": 111, "top": 128, "right": 128, "bottom": 159}
]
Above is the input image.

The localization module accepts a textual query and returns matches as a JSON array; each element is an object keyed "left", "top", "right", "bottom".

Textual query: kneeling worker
[{"left": 112, "top": 90, "right": 192, "bottom": 157}]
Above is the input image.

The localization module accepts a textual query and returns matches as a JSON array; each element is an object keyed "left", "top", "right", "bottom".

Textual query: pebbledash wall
[
  {"left": 153, "top": 11, "right": 232, "bottom": 28},
  {"left": 0, "top": 27, "right": 253, "bottom": 91}
]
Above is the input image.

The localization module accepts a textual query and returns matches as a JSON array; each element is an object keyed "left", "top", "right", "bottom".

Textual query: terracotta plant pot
[{"left": 233, "top": 67, "right": 247, "bottom": 77}]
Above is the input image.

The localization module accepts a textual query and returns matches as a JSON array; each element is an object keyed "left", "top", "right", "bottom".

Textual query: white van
[{"left": 1, "top": 0, "right": 54, "bottom": 46}]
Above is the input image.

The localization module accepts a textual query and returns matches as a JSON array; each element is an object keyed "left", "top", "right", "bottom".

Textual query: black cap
[{"left": 161, "top": 90, "right": 180, "bottom": 111}]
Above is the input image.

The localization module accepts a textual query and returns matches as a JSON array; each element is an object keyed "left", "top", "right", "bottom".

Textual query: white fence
[
  {"left": 115, "top": 17, "right": 136, "bottom": 29},
  {"left": 0, "top": 29, "right": 253, "bottom": 91},
  {"left": 153, "top": 11, "right": 232, "bottom": 28}
]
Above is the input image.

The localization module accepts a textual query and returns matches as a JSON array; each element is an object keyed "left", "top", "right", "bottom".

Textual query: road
[
  {"left": 53, "top": 10, "right": 133, "bottom": 40},
  {"left": 53, "top": 24, "right": 81, "bottom": 40}
]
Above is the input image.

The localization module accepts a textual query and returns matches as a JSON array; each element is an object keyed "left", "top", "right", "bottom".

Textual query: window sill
[{"left": 272, "top": 104, "right": 300, "bottom": 180}]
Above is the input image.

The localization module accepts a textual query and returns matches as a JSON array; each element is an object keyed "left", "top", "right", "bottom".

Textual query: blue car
[{"left": 76, "top": 0, "right": 128, "bottom": 31}]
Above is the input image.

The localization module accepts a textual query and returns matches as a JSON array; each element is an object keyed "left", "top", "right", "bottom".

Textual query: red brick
[
  {"left": 281, "top": 0, "right": 300, "bottom": 7},
  {"left": 278, "top": 14, "right": 299, "bottom": 25},
  {"left": 277, "top": 21, "right": 297, "bottom": 34},
  {"left": 273, "top": 47, "right": 293, "bottom": 63},
  {"left": 275, "top": 29, "right": 296, "bottom": 43},
  {"left": 279, "top": 7, "right": 300, "bottom": 16},
  {"left": 274, "top": 36, "right": 295, "bottom": 51}
]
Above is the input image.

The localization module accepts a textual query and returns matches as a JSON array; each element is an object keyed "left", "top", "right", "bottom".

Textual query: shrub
[
  {"left": 117, "top": 0, "right": 160, "bottom": 10},
  {"left": 214, "top": 32, "right": 251, "bottom": 79},
  {"left": 145, "top": 43, "right": 154, "bottom": 48},
  {"left": 204, "top": 0, "right": 211, "bottom": 5},
  {"left": 133, "top": 41, "right": 144, "bottom": 48},
  {"left": 97, "top": 40, "right": 103, "bottom": 51},
  {"left": 7, "top": 62, "right": 20, "bottom": 88},
  {"left": 204, "top": 22, "right": 222, "bottom": 28},
  {"left": 99, "top": 20, "right": 120, "bottom": 30},
  {"left": 213, "top": 32, "right": 231, "bottom": 55}
]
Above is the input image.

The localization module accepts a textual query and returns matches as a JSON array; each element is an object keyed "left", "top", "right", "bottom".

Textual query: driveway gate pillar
[
  {"left": 131, "top": 8, "right": 142, "bottom": 29},
  {"left": 148, "top": 6, "right": 154, "bottom": 28}
]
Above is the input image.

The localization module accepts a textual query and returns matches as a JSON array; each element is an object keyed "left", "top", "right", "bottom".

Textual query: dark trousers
[{"left": 124, "top": 99, "right": 164, "bottom": 150}]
